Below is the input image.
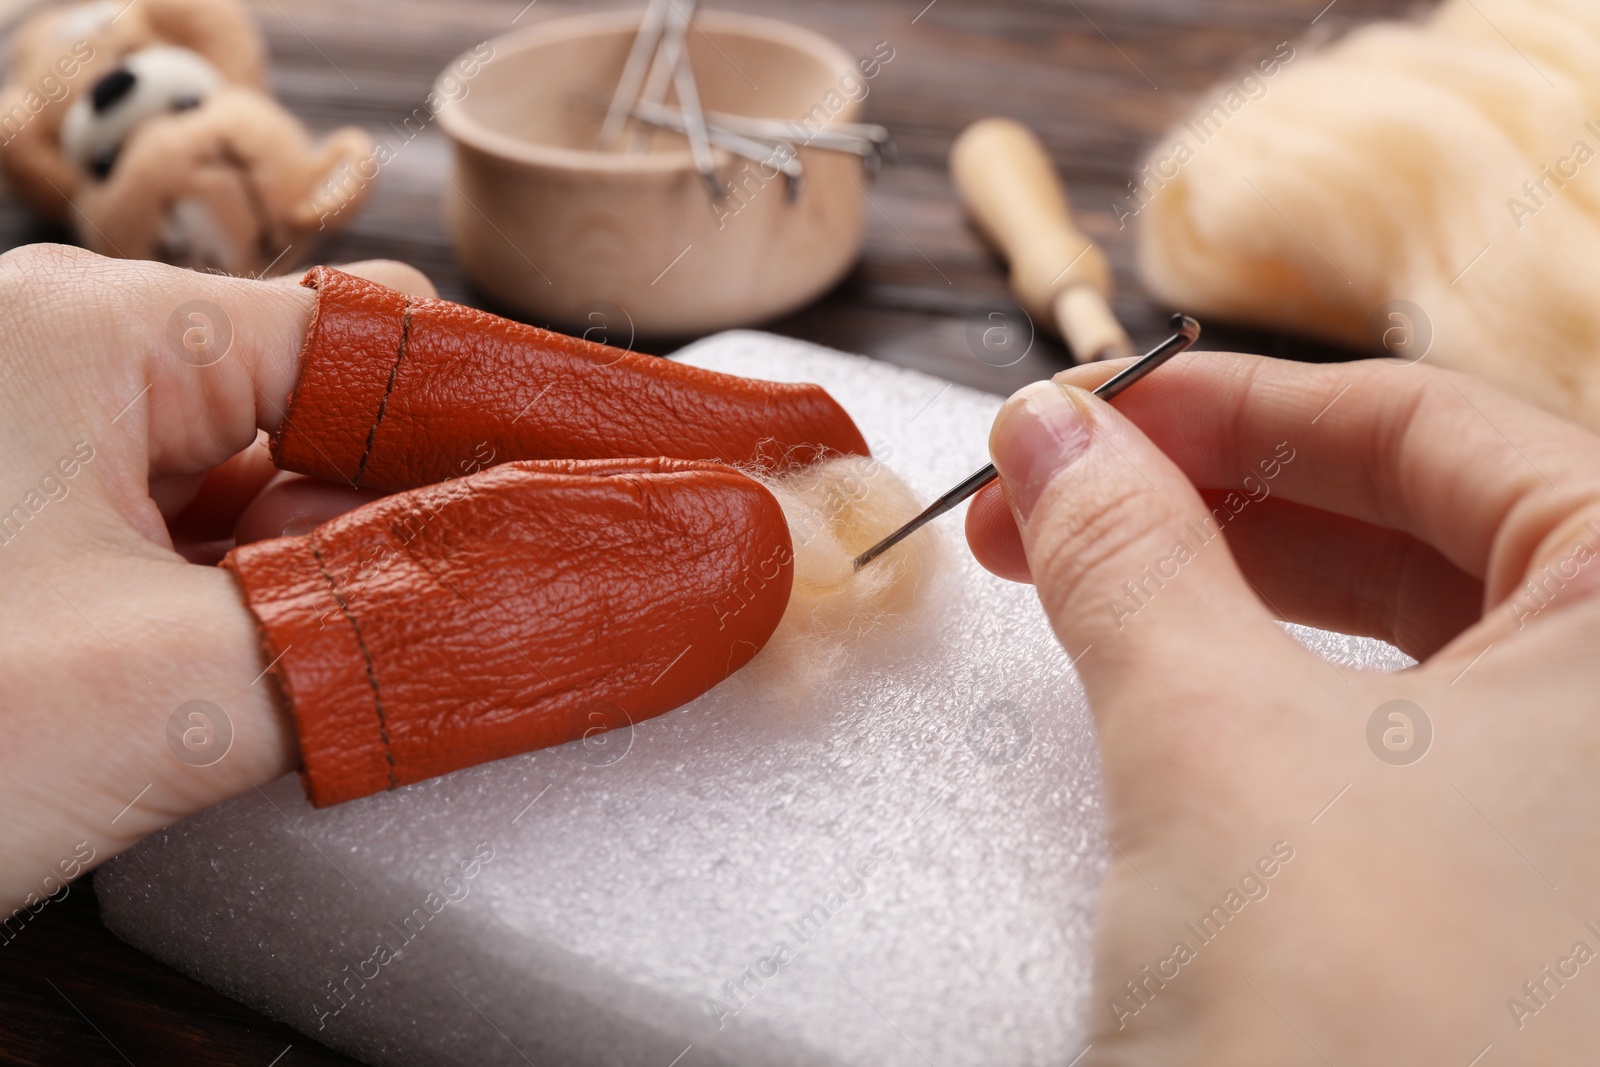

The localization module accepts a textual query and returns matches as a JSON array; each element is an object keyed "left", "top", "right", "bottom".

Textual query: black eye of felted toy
[
  {"left": 170, "top": 95, "right": 201, "bottom": 113},
  {"left": 88, "top": 146, "right": 120, "bottom": 180},
  {"left": 90, "top": 68, "right": 138, "bottom": 114}
]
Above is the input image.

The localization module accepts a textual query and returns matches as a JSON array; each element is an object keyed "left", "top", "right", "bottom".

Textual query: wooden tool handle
[{"left": 950, "top": 117, "right": 1132, "bottom": 361}]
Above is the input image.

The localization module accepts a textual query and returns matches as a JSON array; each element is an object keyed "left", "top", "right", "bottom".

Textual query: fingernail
[{"left": 990, "top": 381, "right": 1092, "bottom": 523}]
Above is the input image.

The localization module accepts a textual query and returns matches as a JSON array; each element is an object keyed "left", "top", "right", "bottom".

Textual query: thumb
[{"left": 989, "top": 379, "right": 1290, "bottom": 702}]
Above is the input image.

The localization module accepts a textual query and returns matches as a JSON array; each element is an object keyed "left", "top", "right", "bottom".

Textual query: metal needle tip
[{"left": 852, "top": 314, "right": 1201, "bottom": 571}]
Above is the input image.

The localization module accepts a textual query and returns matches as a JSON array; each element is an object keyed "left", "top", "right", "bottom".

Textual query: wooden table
[{"left": 0, "top": 0, "right": 1417, "bottom": 1062}]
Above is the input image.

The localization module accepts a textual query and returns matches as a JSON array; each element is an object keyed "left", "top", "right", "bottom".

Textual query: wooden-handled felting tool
[{"left": 951, "top": 117, "right": 1134, "bottom": 364}]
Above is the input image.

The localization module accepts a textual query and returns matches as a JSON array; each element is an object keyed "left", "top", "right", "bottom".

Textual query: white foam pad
[{"left": 97, "top": 332, "right": 1412, "bottom": 1066}]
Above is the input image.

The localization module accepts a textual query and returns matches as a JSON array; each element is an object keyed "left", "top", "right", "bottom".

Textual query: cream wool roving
[
  {"left": 744, "top": 454, "right": 942, "bottom": 691},
  {"left": 1134, "top": 0, "right": 1600, "bottom": 428}
]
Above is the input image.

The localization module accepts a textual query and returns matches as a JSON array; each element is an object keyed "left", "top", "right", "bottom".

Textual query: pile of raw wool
[
  {"left": 1134, "top": 0, "right": 1600, "bottom": 429},
  {"left": 746, "top": 454, "right": 942, "bottom": 696}
]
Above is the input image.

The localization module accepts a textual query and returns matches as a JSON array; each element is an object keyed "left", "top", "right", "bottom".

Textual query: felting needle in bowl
[
  {"left": 668, "top": 12, "right": 725, "bottom": 200},
  {"left": 852, "top": 314, "right": 1202, "bottom": 571},
  {"left": 627, "top": 0, "right": 695, "bottom": 154},
  {"left": 630, "top": 99, "right": 804, "bottom": 197},
  {"left": 598, "top": 0, "right": 671, "bottom": 149},
  {"left": 696, "top": 108, "right": 890, "bottom": 156}
]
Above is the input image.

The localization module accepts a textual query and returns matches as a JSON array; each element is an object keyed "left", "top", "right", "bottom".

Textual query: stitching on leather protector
[
  {"left": 355, "top": 296, "right": 413, "bottom": 488},
  {"left": 309, "top": 539, "right": 399, "bottom": 788}
]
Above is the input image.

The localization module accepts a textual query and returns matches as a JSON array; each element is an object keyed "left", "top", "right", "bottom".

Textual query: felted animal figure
[{"left": 0, "top": 0, "right": 374, "bottom": 275}]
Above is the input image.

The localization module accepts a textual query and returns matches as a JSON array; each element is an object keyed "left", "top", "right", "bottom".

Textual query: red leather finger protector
[
  {"left": 273, "top": 267, "right": 870, "bottom": 492},
  {"left": 223, "top": 457, "right": 794, "bottom": 807}
]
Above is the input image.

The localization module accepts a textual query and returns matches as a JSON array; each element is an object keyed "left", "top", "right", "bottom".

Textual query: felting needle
[
  {"left": 696, "top": 109, "right": 891, "bottom": 158},
  {"left": 629, "top": 0, "right": 696, "bottom": 154},
  {"left": 630, "top": 99, "right": 804, "bottom": 198},
  {"left": 599, "top": 0, "right": 672, "bottom": 150},
  {"left": 668, "top": 10, "right": 725, "bottom": 201},
  {"left": 852, "top": 313, "right": 1202, "bottom": 571}
]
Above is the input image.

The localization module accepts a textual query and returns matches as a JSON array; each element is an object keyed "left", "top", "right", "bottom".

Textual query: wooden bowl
[{"left": 433, "top": 10, "right": 868, "bottom": 338}]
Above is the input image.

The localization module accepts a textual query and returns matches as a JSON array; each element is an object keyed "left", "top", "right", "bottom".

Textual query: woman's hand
[
  {"left": 0, "top": 245, "right": 430, "bottom": 917},
  {"left": 967, "top": 352, "right": 1600, "bottom": 1064}
]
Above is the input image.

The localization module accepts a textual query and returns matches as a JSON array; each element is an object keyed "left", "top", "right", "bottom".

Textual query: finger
[
  {"left": 165, "top": 433, "right": 282, "bottom": 564},
  {"left": 966, "top": 480, "right": 1030, "bottom": 582},
  {"left": 1051, "top": 351, "right": 1600, "bottom": 605},
  {"left": 0, "top": 246, "right": 306, "bottom": 472},
  {"left": 234, "top": 476, "right": 385, "bottom": 546},
  {"left": 7, "top": 558, "right": 303, "bottom": 899},
  {"left": 968, "top": 477, "right": 1483, "bottom": 658},
  {"left": 1216, "top": 495, "right": 1483, "bottom": 659},
  {"left": 0, "top": 247, "right": 445, "bottom": 493},
  {"left": 989, "top": 379, "right": 1297, "bottom": 702},
  {"left": 156, "top": 261, "right": 430, "bottom": 535},
  {"left": 163, "top": 431, "right": 276, "bottom": 528},
  {"left": 224, "top": 458, "right": 791, "bottom": 806}
]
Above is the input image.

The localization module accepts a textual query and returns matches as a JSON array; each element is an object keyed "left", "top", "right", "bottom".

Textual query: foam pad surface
[{"left": 98, "top": 333, "right": 1413, "bottom": 1066}]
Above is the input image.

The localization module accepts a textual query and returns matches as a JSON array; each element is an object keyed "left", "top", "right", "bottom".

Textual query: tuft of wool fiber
[
  {"left": 1134, "top": 0, "right": 1600, "bottom": 428},
  {"left": 745, "top": 454, "right": 942, "bottom": 693}
]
